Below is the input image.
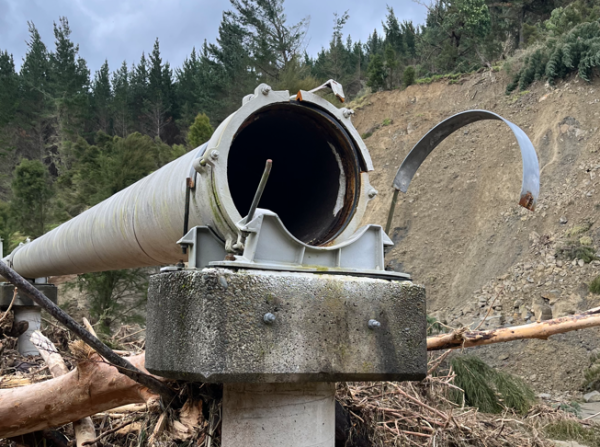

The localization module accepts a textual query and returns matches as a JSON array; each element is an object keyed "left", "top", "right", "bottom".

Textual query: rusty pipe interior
[{"left": 227, "top": 103, "right": 362, "bottom": 246}]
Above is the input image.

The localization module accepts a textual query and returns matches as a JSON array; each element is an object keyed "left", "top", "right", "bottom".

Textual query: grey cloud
[{"left": 1, "top": 0, "right": 426, "bottom": 73}]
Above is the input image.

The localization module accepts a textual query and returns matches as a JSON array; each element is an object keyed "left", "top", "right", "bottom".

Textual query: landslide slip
[{"left": 357, "top": 72, "right": 600, "bottom": 392}]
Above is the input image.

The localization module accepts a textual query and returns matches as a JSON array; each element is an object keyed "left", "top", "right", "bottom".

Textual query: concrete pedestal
[
  {"left": 222, "top": 383, "right": 335, "bottom": 447},
  {"left": 14, "top": 307, "right": 41, "bottom": 356},
  {"left": 146, "top": 268, "right": 427, "bottom": 382},
  {"left": 1, "top": 283, "right": 57, "bottom": 356},
  {"left": 146, "top": 268, "right": 426, "bottom": 446}
]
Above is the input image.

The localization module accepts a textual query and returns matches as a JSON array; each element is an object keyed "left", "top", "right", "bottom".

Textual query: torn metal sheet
[{"left": 392, "top": 110, "right": 540, "bottom": 211}]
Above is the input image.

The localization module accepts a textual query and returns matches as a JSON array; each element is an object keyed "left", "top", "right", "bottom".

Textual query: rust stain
[{"left": 519, "top": 191, "right": 535, "bottom": 211}]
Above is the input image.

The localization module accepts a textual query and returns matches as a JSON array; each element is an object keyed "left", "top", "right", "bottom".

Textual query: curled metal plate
[{"left": 392, "top": 110, "right": 540, "bottom": 211}]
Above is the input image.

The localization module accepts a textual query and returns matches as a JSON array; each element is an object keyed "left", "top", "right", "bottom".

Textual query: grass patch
[
  {"left": 507, "top": 90, "right": 531, "bottom": 104},
  {"left": 450, "top": 356, "right": 536, "bottom": 414},
  {"left": 590, "top": 275, "right": 600, "bottom": 294},
  {"left": 382, "top": 118, "right": 392, "bottom": 126},
  {"left": 545, "top": 420, "right": 600, "bottom": 446},
  {"left": 415, "top": 73, "right": 462, "bottom": 85},
  {"left": 361, "top": 132, "right": 373, "bottom": 139},
  {"left": 566, "top": 222, "right": 593, "bottom": 237},
  {"left": 555, "top": 401, "right": 582, "bottom": 417}
]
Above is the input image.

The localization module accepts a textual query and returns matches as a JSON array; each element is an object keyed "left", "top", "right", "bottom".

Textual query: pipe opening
[{"left": 227, "top": 102, "right": 361, "bottom": 246}]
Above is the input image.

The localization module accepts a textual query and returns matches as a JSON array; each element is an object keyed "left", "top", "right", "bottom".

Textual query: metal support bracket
[
  {"left": 177, "top": 226, "right": 227, "bottom": 269},
  {"left": 178, "top": 210, "right": 410, "bottom": 279}
]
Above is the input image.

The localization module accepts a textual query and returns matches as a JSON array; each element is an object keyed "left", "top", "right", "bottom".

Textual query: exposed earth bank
[{"left": 356, "top": 71, "right": 600, "bottom": 396}]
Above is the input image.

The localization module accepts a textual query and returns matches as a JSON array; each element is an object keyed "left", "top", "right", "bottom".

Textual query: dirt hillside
[{"left": 357, "top": 71, "right": 600, "bottom": 395}]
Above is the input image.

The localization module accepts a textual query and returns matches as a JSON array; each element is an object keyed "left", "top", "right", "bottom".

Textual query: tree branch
[
  {"left": 427, "top": 307, "right": 600, "bottom": 351},
  {"left": 0, "top": 260, "right": 175, "bottom": 404}
]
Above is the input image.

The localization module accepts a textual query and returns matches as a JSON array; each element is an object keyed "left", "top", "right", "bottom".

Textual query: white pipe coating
[{"left": 5, "top": 147, "right": 205, "bottom": 278}]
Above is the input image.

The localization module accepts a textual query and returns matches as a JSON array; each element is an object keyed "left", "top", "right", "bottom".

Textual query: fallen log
[
  {"left": 0, "top": 353, "right": 159, "bottom": 439},
  {"left": 427, "top": 306, "right": 600, "bottom": 350},
  {"left": 31, "top": 331, "right": 97, "bottom": 447}
]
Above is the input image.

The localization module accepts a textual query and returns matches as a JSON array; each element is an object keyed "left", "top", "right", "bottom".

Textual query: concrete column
[
  {"left": 14, "top": 307, "right": 41, "bottom": 356},
  {"left": 222, "top": 382, "right": 335, "bottom": 447}
]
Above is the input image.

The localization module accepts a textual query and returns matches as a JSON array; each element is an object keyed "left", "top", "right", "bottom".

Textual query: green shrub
[
  {"left": 426, "top": 315, "right": 445, "bottom": 335},
  {"left": 556, "top": 241, "right": 597, "bottom": 263},
  {"left": 450, "top": 356, "right": 536, "bottom": 414},
  {"left": 416, "top": 73, "right": 462, "bottom": 85},
  {"left": 507, "top": 21, "right": 600, "bottom": 94},
  {"left": 188, "top": 113, "right": 214, "bottom": 148},
  {"left": 402, "top": 66, "right": 416, "bottom": 87},
  {"left": 361, "top": 132, "right": 373, "bottom": 139},
  {"left": 382, "top": 118, "right": 392, "bottom": 127},
  {"left": 584, "top": 359, "right": 600, "bottom": 391},
  {"left": 555, "top": 401, "right": 582, "bottom": 417}
]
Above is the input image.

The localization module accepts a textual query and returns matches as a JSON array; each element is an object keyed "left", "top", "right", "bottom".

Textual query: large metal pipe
[{"left": 3, "top": 84, "right": 376, "bottom": 279}]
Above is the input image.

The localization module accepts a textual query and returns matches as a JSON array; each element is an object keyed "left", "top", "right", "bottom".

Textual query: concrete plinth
[
  {"left": 1, "top": 283, "right": 57, "bottom": 356},
  {"left": 222, "top": 382, "right": 335, "bottom": 447},
  {"left": 14, "top": 307, "right": 41, "bottom": 356},
  {"left": 146, "top": 268, "right": 427, "bottom": 382}
]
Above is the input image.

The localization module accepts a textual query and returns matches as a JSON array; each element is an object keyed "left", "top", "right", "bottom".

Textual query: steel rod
[
  {"left": 247, "top": 159, "right": 273, "bottom": 222},
  {"left": 385, "top": 189, "right": 400, "bottom": 235}
]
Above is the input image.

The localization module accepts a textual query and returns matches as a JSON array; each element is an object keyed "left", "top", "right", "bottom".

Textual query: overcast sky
[{"left": 0, "top": 0, "right": 428, "bottom": 74}]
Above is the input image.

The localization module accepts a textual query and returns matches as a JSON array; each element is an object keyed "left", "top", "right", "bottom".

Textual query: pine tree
[
  {"left": 228, "top": 0, "right": 308, "bottom": 81},
  {"left": 401, "top": 21, "right": 417, "bottom": 59},
  {"left": 145, "top": 39, "right": 173, "bottom": 140},
  {"left": 366, "top": 29, "right": 382, "bottom": 56},
  {"left": 19, "top": 22, "right": 51, "bottom": 126},
  {"left": 383, "top": 7, "right": 406, "bottom": 58},
  {"left": 112, "top": 61, "right": 131, "bottom": 137},
  {"left": 384, "top": 44, "right": 399, "bottom": 89},
  {"left": 11, "top": 159, "right": 55, "bottom": 238},
  {"left": 49, "top": 17, "right": 90, "bottom": 130},
  {"left": 0, "top": 200, "right": 17, "bottom": 254},
  {"left": 367, "top": 53, "right": 386, "bottom": 90},
  {"left": 92, "top": 60, "right": 112, "bottom": 133},
  {"left": 130, "top": 53, "right": 149, "bottom": 134},
  {"left": 0, "top": 51, "right": 19, "bottom": 127},
  {"left": 316, "top": 12, "right": 352, "bottom": 84},
  {"left": 208, "top": 13, "right": 257, "bottom": 120}
]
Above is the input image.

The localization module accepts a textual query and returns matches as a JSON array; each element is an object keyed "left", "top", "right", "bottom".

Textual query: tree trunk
[{"left": 0, "top": 353, "right": 158, "bottom": 439}]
